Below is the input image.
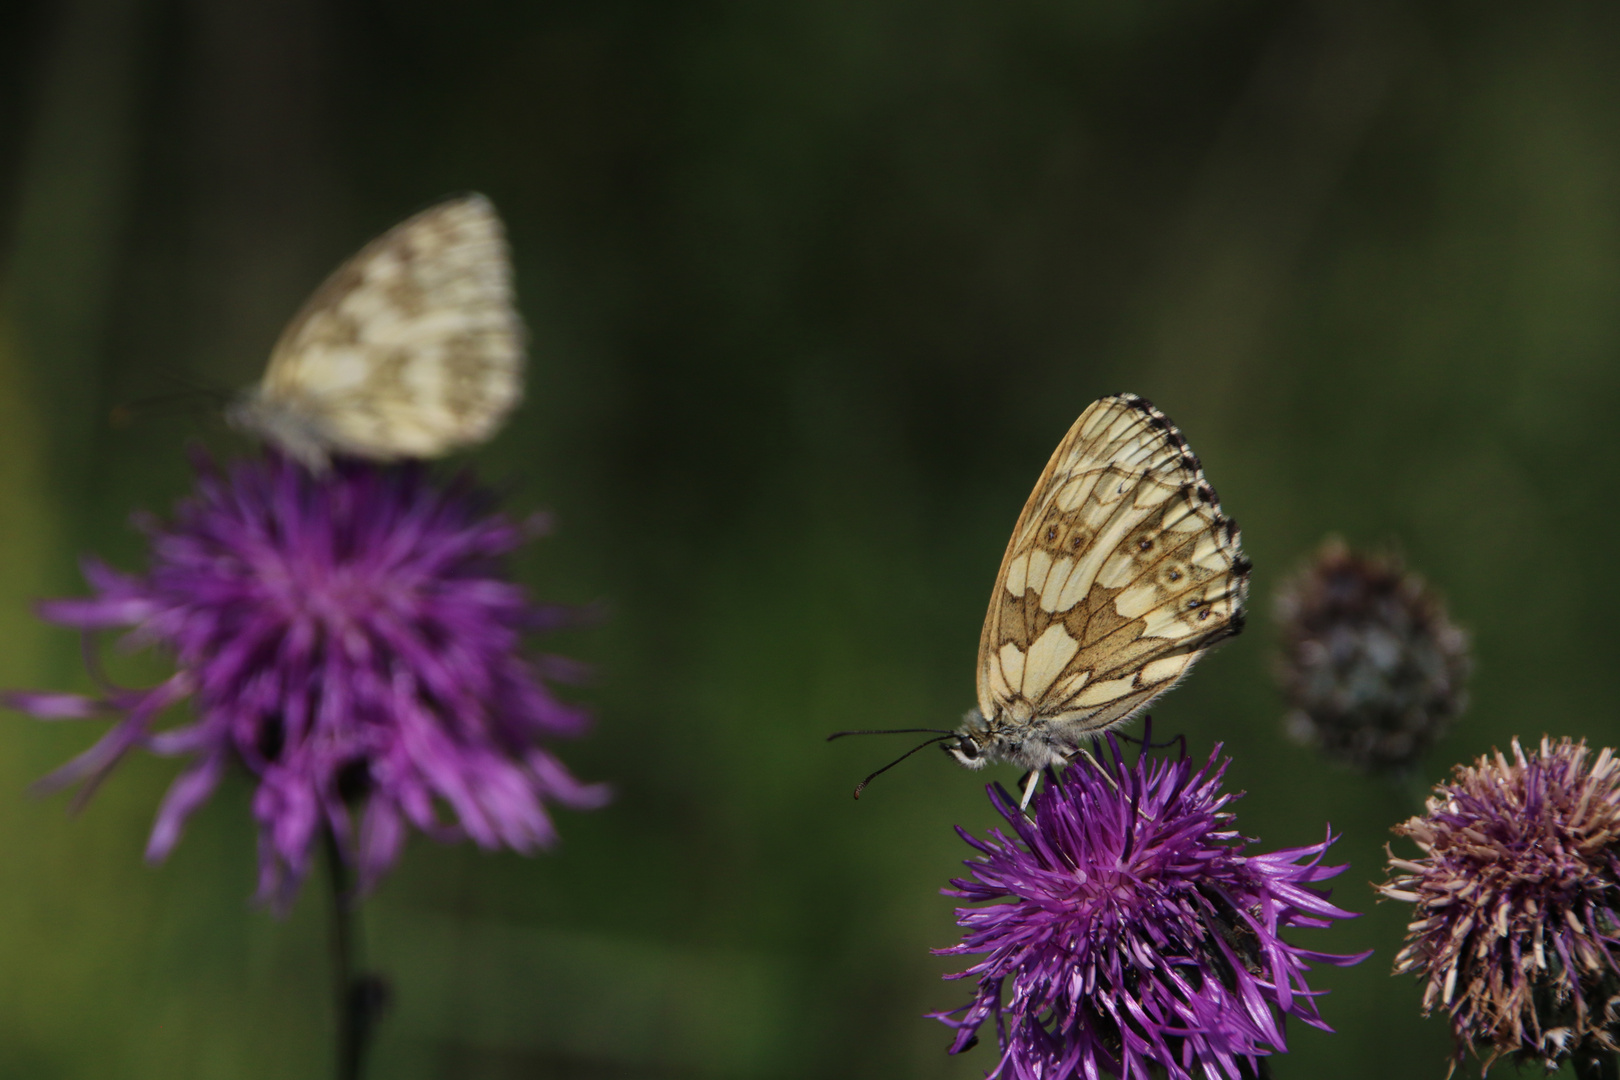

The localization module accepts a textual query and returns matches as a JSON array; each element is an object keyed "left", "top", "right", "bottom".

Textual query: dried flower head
[
  {"left": 8, "top": 452, "right": 607, "bottom": 907},
  {"left": 933, "top": 735, "right": 1367, "bottom": 1080},
  {"left": 1380, "top": 737, "right": 1620, "bottom": 1073},
  {"left": 1275, "top": 539, "right": 1470, "bottom": 773}
]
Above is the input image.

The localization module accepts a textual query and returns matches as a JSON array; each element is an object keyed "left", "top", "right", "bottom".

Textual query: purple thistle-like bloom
[
  {"left": 9, "top": 451, "right": 607, "bottom": 907},
  {"left": 1380, "top": 737, "right": 1620, "bottom": 1073},
  {"left": 933, "top": 735, "right": 1368, "bottom": 1080}
]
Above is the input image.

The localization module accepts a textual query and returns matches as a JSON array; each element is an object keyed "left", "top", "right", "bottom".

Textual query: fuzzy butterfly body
[
  {"left": 228, "top": 194, "right": 524, "bottom": 469},
  {"left": 947, "top": 394, "right": 1250, "bottom": 773}
]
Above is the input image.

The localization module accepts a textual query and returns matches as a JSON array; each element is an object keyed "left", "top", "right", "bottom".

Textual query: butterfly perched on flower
[
  {"left": 945, "top": 393, "right": 1251, "bottom": 777},
  {"left": 228, "top": 194, "right": 524, "bottom": 469}
]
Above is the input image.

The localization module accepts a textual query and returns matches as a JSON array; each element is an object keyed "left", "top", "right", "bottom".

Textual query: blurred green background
[{"left": 0, "top": 1, "right": 1616, "bottom": 1077}]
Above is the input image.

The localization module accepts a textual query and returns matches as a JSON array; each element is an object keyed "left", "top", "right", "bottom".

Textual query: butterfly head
[
  {"left": 227, "top": 389, "right": 339, "bottom": 472},
  {"left": 944, "top": 709, "right": 995, "bottom": 769},
  {"left": 946, "top": 706, "right": 1079, "bottom": 772}
]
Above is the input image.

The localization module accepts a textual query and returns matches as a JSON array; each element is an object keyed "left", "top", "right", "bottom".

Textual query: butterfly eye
[{"left": 956, "top": 738, "right": 980, "bottom": 760}]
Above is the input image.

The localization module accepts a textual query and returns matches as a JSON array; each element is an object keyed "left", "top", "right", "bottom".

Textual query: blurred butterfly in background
[
  {"left": 228, "top": 194, "right": 524, "bottom": 469},
  {"left": 943, "top": 393, "right": 1251, "bottom": 790}
]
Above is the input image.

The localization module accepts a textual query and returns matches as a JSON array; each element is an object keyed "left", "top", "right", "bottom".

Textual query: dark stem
[
  {"left": 324, "top": 829, "right": 388, "bottom": 1080},
  {"left": 1572, "top": 1042, "right": 1620, "bottom": 1080}
]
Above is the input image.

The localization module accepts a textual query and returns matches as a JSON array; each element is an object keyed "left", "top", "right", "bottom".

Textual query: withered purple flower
[
  {"left": 1275, "top": 540, "right": 1470, "bottom": 774},
  {"left": 9, "top": 451, "right": 607, "bottom": 907},
  {"left": 933, "top": 735, "right": 1367, "bottom": 1080},
  {"left": 1380, "top": 737, "right": 1620, "bottom": 1074}
]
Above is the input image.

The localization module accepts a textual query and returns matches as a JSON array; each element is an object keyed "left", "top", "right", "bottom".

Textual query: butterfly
[
  {"left": 227, "top": 194, "right": 524, "bottom": 469},
  {"left": 944, "top": 393, "right": 1251, "bottom": 782}
]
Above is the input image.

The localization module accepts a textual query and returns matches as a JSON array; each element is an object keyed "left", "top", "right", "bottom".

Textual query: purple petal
[
  {"left": 4, "top": 691, "right": 106, "bottom": 719},
  {"left": 146, "top": 751, "right": 227, "bottom": 861}
]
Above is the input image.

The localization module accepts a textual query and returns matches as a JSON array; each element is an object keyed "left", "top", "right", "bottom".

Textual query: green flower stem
[{"left": 324, "top": 829, "right": 387, "bottom": 1080}]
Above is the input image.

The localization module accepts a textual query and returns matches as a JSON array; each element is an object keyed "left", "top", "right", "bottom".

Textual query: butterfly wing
[
  {"left": 253, "top": 194, "right": 523, "bottom": 461},
  {"left": 975, "top": 394, "right": 1250, "bottom": 741}
]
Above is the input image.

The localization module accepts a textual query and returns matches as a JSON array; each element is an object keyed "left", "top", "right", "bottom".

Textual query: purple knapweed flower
[
  {"left": 9, "top": 451, "right": 607, "bottom": 907},
  {"left": 932, "top": 735, "right": 1368, "bottom": 1080},
  {"left": 1380, "top": 737, "right": 1620, "bottom": 1074}
]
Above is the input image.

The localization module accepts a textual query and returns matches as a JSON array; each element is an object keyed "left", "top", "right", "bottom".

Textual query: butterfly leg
[
  {"left": 1068, "top": 744, "right": 1120, "bottom": 793},
  {"left": 1018, "top": 769, "right": 1041, "bottom": 810}
]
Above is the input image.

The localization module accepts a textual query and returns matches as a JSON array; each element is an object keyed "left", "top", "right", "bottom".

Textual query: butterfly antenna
[
  {"left": 108, "top": 377, "right": 231, "bottom": 429},
  {"left": 826, "top": 728, "right": 953, "bottom": 741},
  {"left": 851, "top": 735, "right": 954, "bottom": 799}
]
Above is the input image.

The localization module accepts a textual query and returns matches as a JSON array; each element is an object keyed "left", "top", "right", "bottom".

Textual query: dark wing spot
[
  {"left": 1138, "top": 537, "right": 1153, "bottom": 551},
  {"left": 1046, "top": 525, "right": 1059, "bottom": 542},
  {"left": 1232, "top": 555, "right": 1253, "bottom": 575}
]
